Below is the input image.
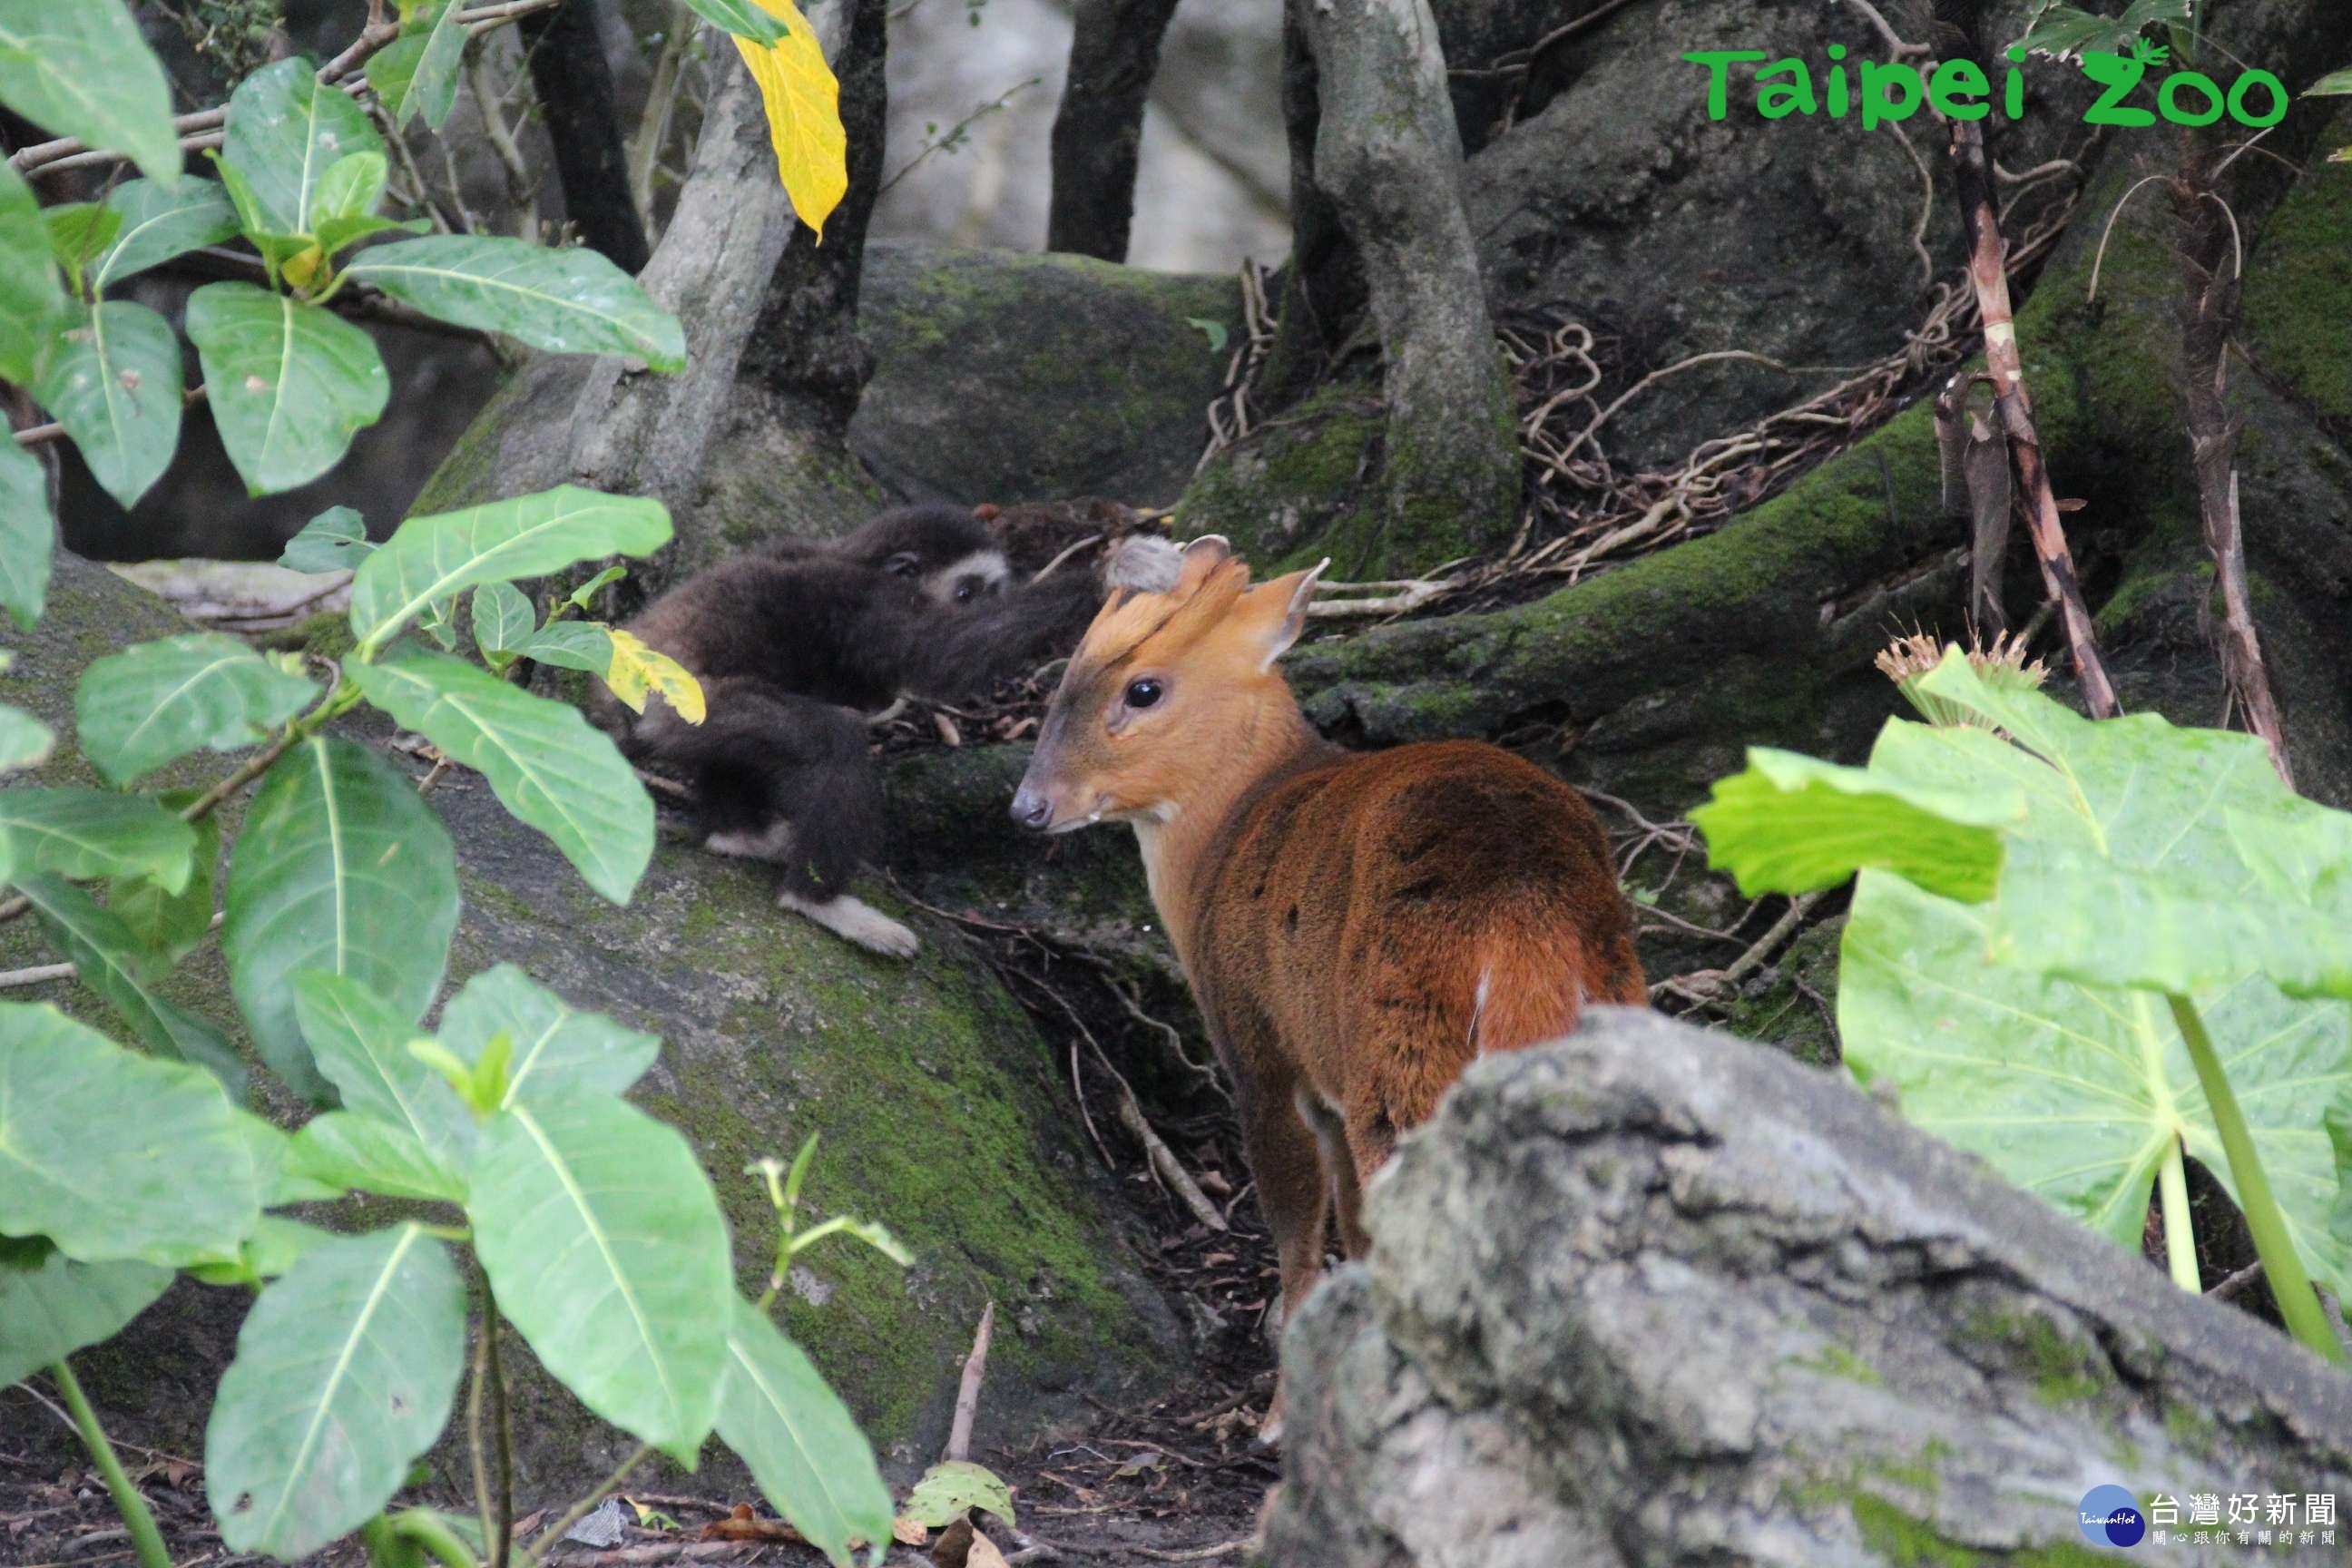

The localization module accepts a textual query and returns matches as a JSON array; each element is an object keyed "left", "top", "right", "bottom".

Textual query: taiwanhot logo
[{"left": 2080, "top": 1485, "right": 2147, "bottom": 1548}]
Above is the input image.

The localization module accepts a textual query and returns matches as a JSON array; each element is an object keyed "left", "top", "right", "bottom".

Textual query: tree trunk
[
  {"left": 1279, "top": 0, "right": 1519, "bottom": 564},
  {"left": 407, "top": 0, "right": 887, "bottom": 601},
  {"left": 1269, "top": 1009, "right": 2352, "bottom": 1568},
  {"left": 1045, "top": 0, "right": 1184, "bottom": 262},
  {"left": 516, "top": 0, "right": 652, "bottom": 272}
]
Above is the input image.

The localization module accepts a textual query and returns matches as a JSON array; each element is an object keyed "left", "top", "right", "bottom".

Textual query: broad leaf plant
[{"left": 0, "top": 4, "right": 902, "bottom": 1567}]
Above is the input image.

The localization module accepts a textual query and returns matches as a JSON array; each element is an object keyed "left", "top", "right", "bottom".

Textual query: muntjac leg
[{"left": 1244, "top": 1073, "right": 1331, "bottom": 1446}]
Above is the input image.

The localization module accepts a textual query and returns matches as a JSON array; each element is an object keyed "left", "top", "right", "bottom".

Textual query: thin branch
[
  {"left": 944, "top": 1301, "right": 994, "bottom": 1465},
  {"left": 16, "top": 387, "right": 209, "bottom": 448}
]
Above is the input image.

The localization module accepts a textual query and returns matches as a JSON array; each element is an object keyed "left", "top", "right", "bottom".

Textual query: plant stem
[
  {"left": 2156, "top": 1134, "right": 2200, "bottom": 1291},
  {"left": 51, "top": 1360, "right": 170, "bottom": 1568},
  {"left": 524, "top": 1443, "right": 652, "bottom": 1562},
  {"left": 2168, "top": 994, "right": 2346, "bottom": 1362},
  {"left": 359, "top": 1514, "right": 404, "bottom": 1568},
  {"left": 389, "top": 1510, "right": 484, "bottom": 1568},
  {"left": 467, "top": 1283, "right": 497, "bottom": 1564},
  {"left": 485, "top": 1289, "right": 515, "bottom": 1568}
]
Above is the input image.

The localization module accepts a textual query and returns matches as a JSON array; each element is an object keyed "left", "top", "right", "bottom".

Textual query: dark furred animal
[
  {"left": 599, "top": 504, "right": 1175, "bottom": 955},
  {"left": 1008, "top": 535, "right": 1645, "bottom": 1438}
]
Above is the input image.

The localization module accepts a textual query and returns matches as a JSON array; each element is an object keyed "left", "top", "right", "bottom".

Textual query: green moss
[
  {"left": 2242, "top": 112, "right": 2352, "bottom": 426},
  {"left": 1852, "top": 1495, "right": 1976, "bottom": 1568},
  {"left": 1791, "top": 1341, "right": 1885, "bottom": 1386},
  {"left": 1177, "top": 382, "right": 1383, "bottom": 567},
  {"left": 625, "top": 882, "right": 1145, "bottom": 1446},
  {"left": 1962, "top": 1306, "right": 2109, "bottom": 1409}
]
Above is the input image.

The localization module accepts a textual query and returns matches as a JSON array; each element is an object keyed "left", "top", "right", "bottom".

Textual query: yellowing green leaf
[
  {"left": 603, "top": 630, "right": 707, "bottom": 724},
  {"left": 731, "top": 0, "right": 846, "bottom": 238}
]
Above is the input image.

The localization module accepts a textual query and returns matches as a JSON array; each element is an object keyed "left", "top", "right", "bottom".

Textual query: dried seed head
[{"left": 1875, "top": 630, "right": 2050, "bottom": 729}]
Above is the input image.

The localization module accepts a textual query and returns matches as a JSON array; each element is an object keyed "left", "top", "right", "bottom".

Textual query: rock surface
[
  {"left": 1, "top": 556, "right": 1182, "bottom": 1489},
  {"left": 1267, "top": 1008, "right": 2352, "bottom": 1567}
]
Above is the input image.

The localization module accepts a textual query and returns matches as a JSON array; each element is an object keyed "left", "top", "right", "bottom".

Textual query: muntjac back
[{"left": 1010, "top": 535, "right": 1646, "bottom": 1440}]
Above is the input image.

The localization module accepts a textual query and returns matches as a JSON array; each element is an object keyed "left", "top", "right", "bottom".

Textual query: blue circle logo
[{"left": 2080, "top": 1485, "right": 2146, "bottom": 1548}]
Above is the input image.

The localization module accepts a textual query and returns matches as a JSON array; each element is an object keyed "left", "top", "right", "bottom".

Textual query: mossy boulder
[
  {"left": 842, "top": 243, "right": 1239, "bottom": 508},
  {"left": 1269, "top": 1010, "right": 2352, "bottom": 1567},
  {"left": 1, "top": 558, "right": 1184, "bottom": 1494}
]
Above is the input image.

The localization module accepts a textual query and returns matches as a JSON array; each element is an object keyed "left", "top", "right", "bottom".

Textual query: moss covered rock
[{"left": 844, "top": 243, "right": 1239, "bottom": 508}]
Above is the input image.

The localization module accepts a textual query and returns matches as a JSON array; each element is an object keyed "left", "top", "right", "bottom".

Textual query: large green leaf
[
  {"left": 717, "top": 1297, "right": 893, "bottom": 1568},
  {"left": 437, "top": 964, "right": 661, "bottom": 1107},
  {"left": 468, "top": 1091, "right": 730, "bottom": 1463},
  {"left": 1899, "top": 657, "right": 2352, "bottom": 1002},
  {"left": 280, "top": 505, "right": 376, "bottom": 573},
  {"left": 352, "top": 648, "right": 654, "bottom": 903},
  {"left": 0, "top": 1001, "right": 260, "bottom": 1266},
  {"left": 288, "top": 1111, "right": 465, "bottom": 1203},
  {"left": 1695, "top": 742, "right": 2014, "bottom": 903},
  {"left": 223, "top": 737, "right": 458, "bottom": 1102},
  {"left": 343, "top": 236, "right": 686, "bottom": 370},
  {"left": 186, "top": 282, "right": 390, "bottom": 495},
  {"left": 91, "top": 177, "right": 241, "bottom": 292},
  {"left": 15, "top": 874, "right": 245, "bottom": 1096},
  {"left": 368, "top": 0, "right": 467, "bottom": 132},
  {"left": 0, "top": 1241, "right": 171, "bottom": 1387},
  {"left": 291, "top": 971, "right": 474, "bottom": 1170},
  {"left": 205, "top": 1224, "right": 466, "bottom": 1560},
  {"left": 0, "top": 0, "right": 181, "bottom": 185},
  {"left": 1843, "top": 871, "right": 2352, "bottom": 1294},
  {"left": 348, "top": 485, "right": 671, "bottom": 651},
  {"left": 0, "top": 437, "right": 54, "bottom": 630},
  {"left": 220, "top": 56, "right": 384, "bottom": 237},
  {"left": 0, "top": 159, "right": 64, "bottom": 383},
  {"left": 33, "top": 297, "right": 183, "bottom": 509},
  {"left": 75, "top": 631, "right": 318, "bottom": 786},
  {"left": 0, "top": 788, "right": 193, "bottom": 889}
]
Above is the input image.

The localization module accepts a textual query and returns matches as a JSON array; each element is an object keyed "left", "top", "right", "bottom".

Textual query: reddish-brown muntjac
[{"left": 1009, "top": 536, "right": 1645, "bottom": 1437}]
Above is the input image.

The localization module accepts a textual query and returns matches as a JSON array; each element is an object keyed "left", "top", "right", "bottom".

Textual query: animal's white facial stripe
[{"left": 922, "top": 549, "right": 1012, "bottom": 605}]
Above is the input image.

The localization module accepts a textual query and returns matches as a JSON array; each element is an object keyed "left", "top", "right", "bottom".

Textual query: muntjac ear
[
  {"left": 1238, "top": 558, "right": 1328, "bottom": 671},
  {"left": 1174, "top": 534, "right": 1233, "bottom": 596}
]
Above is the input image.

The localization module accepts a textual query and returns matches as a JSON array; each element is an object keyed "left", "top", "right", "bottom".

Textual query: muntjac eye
[{"left": 1124, "top": 678, "right": 1163, "bottom": 710}]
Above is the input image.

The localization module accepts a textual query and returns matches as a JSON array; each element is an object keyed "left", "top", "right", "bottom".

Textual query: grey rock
[{"left": 1268, "top": 1008, "right": 2352, "bottom": 1567}]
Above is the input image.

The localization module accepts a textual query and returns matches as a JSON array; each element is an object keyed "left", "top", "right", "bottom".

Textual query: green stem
[
  {"left": 388, "top": 1510, "right": 484, "bottom": 1568},
  {"left": 360, "top": 1514, "right": 404, "bottom": 1568},
  {"left": 2169, "top": 994, "right": 2346, "bottom": 1362},
  {"left": 2156, "top": 1134, "right": 2200, "bottom": 1291},
  {"left": 51, "top": 1360, "right": 170, "bottom": 1568}
]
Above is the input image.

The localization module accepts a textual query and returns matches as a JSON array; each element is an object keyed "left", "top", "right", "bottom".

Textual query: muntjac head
[{"left": 1010, "top": 536, "right": 1325, "bottom": 834}]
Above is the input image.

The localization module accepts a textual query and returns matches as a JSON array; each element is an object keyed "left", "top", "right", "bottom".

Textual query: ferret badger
[{"left": 594, "top": 503, "right": 1178, "bottom": 956}]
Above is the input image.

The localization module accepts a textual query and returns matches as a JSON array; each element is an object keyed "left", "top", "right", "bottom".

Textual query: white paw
[
  {"left": 706, "top": 822, "right": 797, "bottom": 864},
  {"left": 779, "top": 891, "right": 921, "bottom": 958},
  {"left": 1104, "top": 534, "right": 1183, "bottom": 593}
]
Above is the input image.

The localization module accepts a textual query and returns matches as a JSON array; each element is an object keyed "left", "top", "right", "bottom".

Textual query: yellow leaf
[
  {"left": 282, "top": 242, "right": 325, "bottom": 289},
  {"left": 603, "top": 629, "right": 707, "bottom": 725},
  {"left": 732, "top": 0, "right": 848, "bottom": 238}
]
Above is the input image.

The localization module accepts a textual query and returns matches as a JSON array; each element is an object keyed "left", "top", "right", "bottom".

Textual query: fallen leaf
[
  {"left": 700, "top": 1502, "right": 806, "bottom": 1544},
  {"left": 966, "top": 1528, "right": 1012, "bottom": 1568},
  {"left": 893, "top": 1515, "right": 931, "bottom": 1545}
]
